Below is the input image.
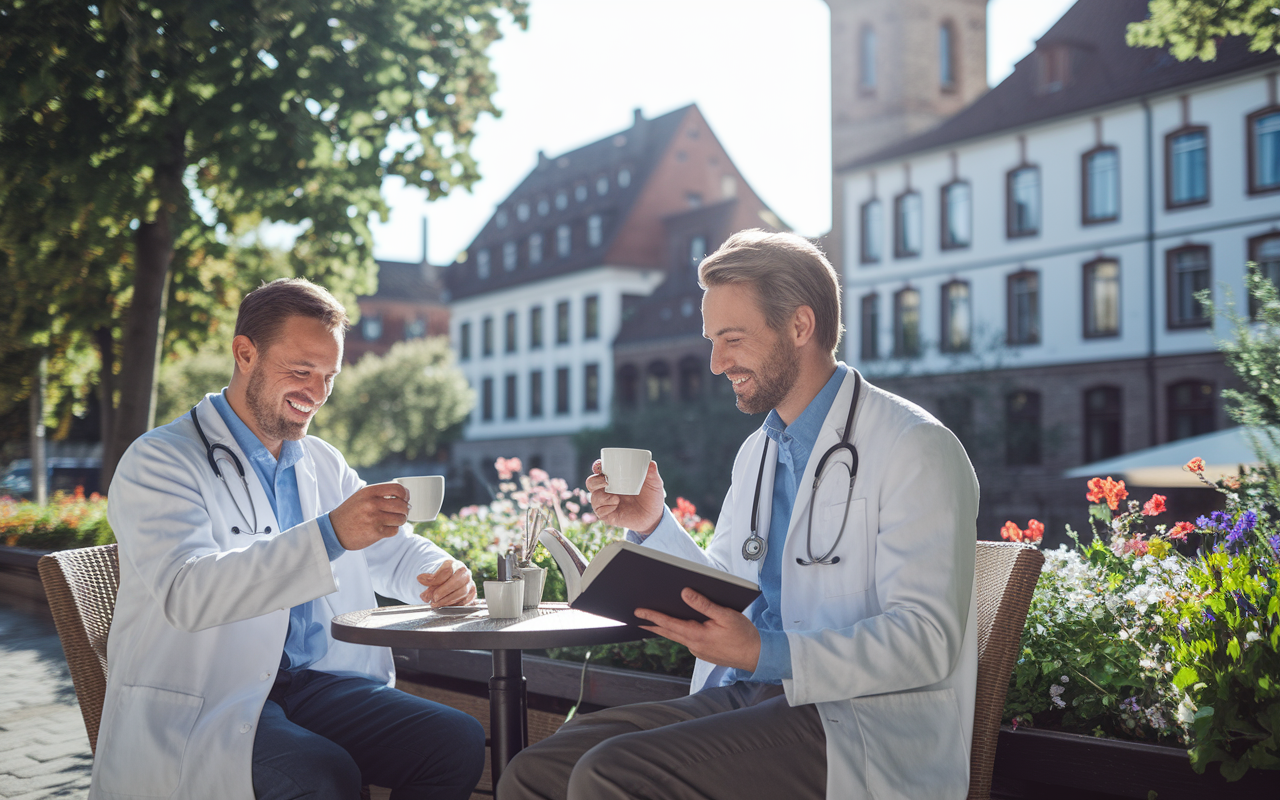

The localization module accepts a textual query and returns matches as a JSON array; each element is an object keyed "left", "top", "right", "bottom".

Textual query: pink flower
[
  {"left": 1169, "top": 521, "right": 1195, "bottom": 541},
  {"left": 1000, "top": 521, "right": 1024, "bottom": 543},
  {"left": 1025, "top": 519, "right": 1045, "bottom": 543},
  {"left": 1142, "top": 494, "right": 1167, "bottom": 516},
  {"left": 1185, "top": 457, "right": 1205, "bottom": 473},
  {"left": 528, "top": 468, "right": 549, "bottom": 483},
  {"left": 494, "top": 457, "right": 523, "bottom": 480}
]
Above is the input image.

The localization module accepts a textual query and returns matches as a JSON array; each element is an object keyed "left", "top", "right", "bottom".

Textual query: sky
[{"left": 370, "top": 0, "right": 1081, "bottom": 266}]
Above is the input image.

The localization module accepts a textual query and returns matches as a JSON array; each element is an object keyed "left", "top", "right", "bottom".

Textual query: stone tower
[{"left": 825, "top": 0, "right": 989, "bottom": 269}]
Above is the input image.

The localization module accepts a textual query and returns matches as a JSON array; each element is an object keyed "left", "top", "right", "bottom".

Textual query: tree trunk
[
  {"left": 95, "top": 326, "right": 116, "bottom": 493},
  {"left": 105, "top": 126, "right": 185, "bottom": 484},
  {"left": 29, "top": 353, "right": 47, "bottom": 505}
]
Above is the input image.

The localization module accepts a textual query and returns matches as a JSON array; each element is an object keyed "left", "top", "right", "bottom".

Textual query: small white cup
[
  {"left": 393, "top": 475, "right": 445, "bottom": 523},
  {"left": 600, "top": 448, "right": 652, "bottom": 495},
  {"left": 484, "top": 580, "right": 524, "bottom": 619}
]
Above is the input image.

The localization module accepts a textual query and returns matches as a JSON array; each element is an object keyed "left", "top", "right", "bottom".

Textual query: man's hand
[
  {"left": 585, "top": 459, "right": 665, "bottom": 534},
  {"left": 329, "top": 483, "right": 410, "bottom": 551},
  {"left": 635, "top": 589, "right": 761, "bottom": 673},
  {"left": 417, "top": 560, "right": 477, "bottom": 607}
]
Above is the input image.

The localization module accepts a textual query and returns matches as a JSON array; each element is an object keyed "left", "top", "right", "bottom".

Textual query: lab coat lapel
[
  {"left": 782, "top": 368, "right": 862, "bottom": 563},
  {"left": 748, "top": 433, "right": 776, "bottom": 580},
  {"left": 195, "top": 394, "right": 282, "bottom": 538}
]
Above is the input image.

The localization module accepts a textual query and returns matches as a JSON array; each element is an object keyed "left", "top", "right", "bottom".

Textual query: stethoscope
[
  {"left": 190, "top": 405, "right": 273, "bottom": 535},
  {"left": 742, "top": 370, "right": 861, "bottom": 567}
]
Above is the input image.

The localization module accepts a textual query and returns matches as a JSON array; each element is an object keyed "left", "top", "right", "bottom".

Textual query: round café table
[{"left": 331, "top": 602, "right": 650, "bottom": 786}]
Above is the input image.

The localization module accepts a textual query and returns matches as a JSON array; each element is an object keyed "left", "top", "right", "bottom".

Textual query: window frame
[
  {"left": 859, "top": 25, "right": 877, "bottom": 94},
  {"left": 458, "top": 321, "right": 471, "bottom": 361},
  {"left": 529, "top": 305, "right": 544, "bottom": 350},
  {"left": 555, "top": 367, "right": 571, "bottom": 415},
  {"left": 1167, "top": 379, "right": 1216, "bottom": 441},
  {"left": 1247, "top": 105, "right": 1280, "bottom": 196},
  {"left": 939, "top": 20, "right": 956, "bottom": 92},
  {"left": 583, "top": 363, "right": 600, "bottom": 412},
  {"left": 584, "top": 294, "right": 600, "bottom": 340},
  {"left": 556, "top": 224, "right": 571, "bottom": 258},
  {"left": 481, "top": 316, "right": 494, "bottom": 357},
  {"left": 1083, "top": 385, "right": 1123, "bottom": 463},
  {"left": 1006, "top": 164, "right": 1041, "bottom": 239},
  {"left": 529, "top": 369, "right": 543, "bottom": 418},
  {"left": 1165, "top": 243, "right": 1212, "bottom": 330},
  {"left": 892, "top": 286, "right": 921, "bottom": 358},
  {"left": 939, "top": 279, "right": 971, "bottom": 353},
  {"left": 1165, "top": 125, "right": 1210, "bottom": 210},
  {"left": 1081, "top": 145, "right": 1120, "bottom": 225},
  {"left": 480, "top": 376, "right": 494, "bottom": 422},
  {"left": 1005, "top": 389, "right": 1043, "bottom": 466},
  {"left": 859, "top": 292, "right": 879, "bottom": 361},
  {"left": 893, "top": 190, "right": 923, "bottom": 259},
  {"left": 1006, "top": 268, "right": 1041, "bottom": 346},
  {"left": 1082, "top": 257, "right": 1122, "bottom": 339},
  {"left": 504, "top": 373, "right": 518, "bottom": 420},
  {"left": 1248, "top": 232, "right": 1280, "bottom": 320},
  {"left": 555, "top": 300, "right": 571, "bottom": 345},
  {"left": 940, "top": 180, "right": 971, "bottom": 250},
  {"left": 504, "top": 311, "right": 518, "bottom": 354},
  {"left": 860, "top": 197, "right": 883, "bottom": 265}
]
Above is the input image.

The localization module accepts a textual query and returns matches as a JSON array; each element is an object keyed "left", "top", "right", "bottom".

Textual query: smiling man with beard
[
  {"left": 498, "top": 231, "right": 982, "bottom": 800},
  {"left": 95, "top": 278, "right": 486, "bottom": 800}
]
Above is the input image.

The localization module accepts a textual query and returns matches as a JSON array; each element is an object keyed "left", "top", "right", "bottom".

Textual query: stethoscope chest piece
[{"left": 742, "top": 533, "right": 767, "bottom": 562}]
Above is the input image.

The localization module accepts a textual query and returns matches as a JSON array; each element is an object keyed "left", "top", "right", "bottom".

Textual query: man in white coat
[
  {"left": 497, "top": 230, "right": 980, "bottom": 800},
  {"left": 96, "top": 278, "right": 485, "bottom": 800}
]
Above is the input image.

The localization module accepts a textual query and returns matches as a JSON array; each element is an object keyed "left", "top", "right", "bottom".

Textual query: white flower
[
  {"left": 1052, "top": 696, "right": 1066, "bottom": 709},
  {"left": 1246, "top": 631, "right": 1262, "bottom": 643},
  {"left": 1060, "top": 675, "right": 1070, "bottom": 684},
  {"left": 1176, "top": 694, "right": 1197, "bottom": 726},
  {"left": 1119, "top": 629, "right": 1130, "bottom": 640},
  {"left": 1049, "top": 684, "right": 1064, "bottom": 697},
  {"left": 1153, "top": 614, "right": 1164, "bottom": 625}
]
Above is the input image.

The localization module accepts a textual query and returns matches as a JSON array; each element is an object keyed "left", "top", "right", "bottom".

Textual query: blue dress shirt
[
  {"left": 210, "top": 392, "right": 344, "bottom": 671},
  {"left": 724, "top": 363, "right": 848, "bottom": 685}
]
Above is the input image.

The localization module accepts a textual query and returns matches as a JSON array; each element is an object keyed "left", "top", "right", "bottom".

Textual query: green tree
[
  {"left": 310, "top": 337, "right": 474, "bottom": 468},
  {"left": 1127, "top": 0, "right": 1280, "bottom": 61},
  {"left": 0, "top": 0, "right": 527, "bottom": 487}
]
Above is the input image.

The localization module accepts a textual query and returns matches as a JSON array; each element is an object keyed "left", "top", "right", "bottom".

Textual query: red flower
[
  {"left": 1000, "top": 521, "right": 1024, "bottom": 543},
  {"left": 1085, "top": 477, "right": 1128, "bottom": 511},
  {"left": 1025, "top": 519, "right": 1045, "bottom": 543},
  {"left": 1169, "top": 521, "right": 1195, "bottom": 541},
  {"left": 675, "top": 497, "right": 697, "bottom": 518},
  {"left": 1142, "top": 494, "right": 1167, "bottom": 516},
  {"left": 1185, "top": 457, "right": 1205, "bottom": 473}
]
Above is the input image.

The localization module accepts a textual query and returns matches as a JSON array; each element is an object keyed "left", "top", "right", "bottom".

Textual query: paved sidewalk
[{"left": 0, "top": 605, "right": 92, "bottom": 799}]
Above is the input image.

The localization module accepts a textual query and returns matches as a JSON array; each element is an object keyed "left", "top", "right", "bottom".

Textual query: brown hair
[
  {"left": 698, "top": 229, "right": 844, "bottom": 356},
  {"left": 234, "top": 278, "right": 350, "bottom": 352}
]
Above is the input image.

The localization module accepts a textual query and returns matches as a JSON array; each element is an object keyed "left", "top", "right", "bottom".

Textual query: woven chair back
[
  {"left": 37, "top": 544, "right": 120, "bottom": 755},
  {"left": 966, "top": 541, "right": 1044, "bottom": 800}
]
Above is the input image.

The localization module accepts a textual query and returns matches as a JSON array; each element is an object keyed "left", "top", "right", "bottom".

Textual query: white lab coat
[
  {"left": 91, "top": 394, "right": 455, "bottom": 800},
  {"left": 641, "top": 367, "right": 979, "bottom": 800}
]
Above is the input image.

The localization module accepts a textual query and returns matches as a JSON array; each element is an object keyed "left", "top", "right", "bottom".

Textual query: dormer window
[
  {"left": 476, "top": 249, "right": 490, "bottom": 278},
  {"left": 503, "top": 241, "right": 517, "bottom": 271},
  {"left": 618, "top": 168, "right": 631, "bottom": 188},
  {"left": 537, "top": 198, "right": 550, "bottom": 216},
  {"left": 517, "top": 202, "right": 530, "bottom": 222},
  {"left": 496, "top": 210, "right": 508, "bottom": 228},
  {"left": 555, "top": 190, "right": 568, "bottom": 210},
  {"left": 575, "top": 184, "right": 588, "bottom": 202},
  {"left": 596, "top": 175, "right": 609, "bottom": 196},
  {"left": 1037, "top": 45, "right": 1071, "bottom": 94},
  {"left": 529, "top": 233, "right": 543, "bottom": 266},
  {"left": 588, "top": 215, "right": 603, "bottom": 247}
]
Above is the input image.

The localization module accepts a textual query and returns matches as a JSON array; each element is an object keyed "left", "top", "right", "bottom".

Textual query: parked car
[{"left": 0, "top": 458, "right": 102, "bottom": 500}]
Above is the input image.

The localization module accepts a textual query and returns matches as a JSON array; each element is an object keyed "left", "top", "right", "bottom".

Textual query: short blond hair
[
  {"left": 698, "top": 230, "right": 843, "bottom": 356},
  {"left": 234, "top": 278, "right": 349, "bottom": 352}
]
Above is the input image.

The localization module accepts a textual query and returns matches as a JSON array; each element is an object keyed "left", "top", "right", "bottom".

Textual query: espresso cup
[
  {"left": 484, "top": 580, "right": 525, "bottom": 619},
  {"left": 393, "top": 475, "right": 445, "bottom": 523},
  {"left": 600, "top": 448, "right": 652, "bottom": 495}
]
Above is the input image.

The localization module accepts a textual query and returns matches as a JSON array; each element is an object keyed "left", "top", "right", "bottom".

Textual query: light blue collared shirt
[
  {"left": 631, "top": 364, "right": 848, "bottom": 685},
  {"left": 210, "top": 392, "right": 344, "bottom": 671}
]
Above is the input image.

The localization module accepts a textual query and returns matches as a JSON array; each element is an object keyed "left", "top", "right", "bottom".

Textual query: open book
[{"left": 568, "top": 540, "right": 761, "bottom": 627}]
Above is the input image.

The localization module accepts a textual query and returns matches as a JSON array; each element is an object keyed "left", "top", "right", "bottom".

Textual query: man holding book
[{"left": 497, "top": 230, "right": 980, "bottom": 800}]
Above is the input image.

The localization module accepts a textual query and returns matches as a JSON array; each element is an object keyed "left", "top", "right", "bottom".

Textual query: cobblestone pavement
[{"left": 0, "top": 605, "right": 92, "bottom": 799}]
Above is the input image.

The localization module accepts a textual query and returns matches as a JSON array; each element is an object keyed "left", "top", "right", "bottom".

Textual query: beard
[
  {"left": 728, "top": 332, "right": 800, "bottom": 415},
  {"left": 245, "top": 364, "right": 310, "bottom": 442}
]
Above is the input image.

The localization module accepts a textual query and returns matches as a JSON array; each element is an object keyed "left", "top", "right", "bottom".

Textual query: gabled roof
[
  {"left": 447, "top": 105, "right": 694, "bottom": 301},
  {"left": 840, "top": 0, "right": 1280, "bottom": 173}
]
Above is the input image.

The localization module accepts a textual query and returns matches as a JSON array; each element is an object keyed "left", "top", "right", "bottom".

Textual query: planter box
[
  {"left": 992, "top": 726, "right": 1275, "bottom": 800},
  {"left": 0, "top": 545, "right": 52, "bottom": 620}
]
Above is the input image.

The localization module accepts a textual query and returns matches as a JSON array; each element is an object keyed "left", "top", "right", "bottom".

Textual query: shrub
[{"left": 1, "top": 488, "right": 114, "bottom": 550}]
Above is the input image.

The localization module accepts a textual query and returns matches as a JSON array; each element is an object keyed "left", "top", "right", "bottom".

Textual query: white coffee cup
[
  {"left": 600, "top": 448, "right": 652, "bottom": 495},
  {"left": 484, "top": 580, "right": 525, "bottom": 619},
  {"left": 393, "top": 475, "right": 445, "bottom": 523}
]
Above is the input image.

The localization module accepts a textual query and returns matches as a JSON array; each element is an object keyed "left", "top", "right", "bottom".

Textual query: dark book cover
[{"left": 570, "top": 545, "right": 761, "bottom": 627}]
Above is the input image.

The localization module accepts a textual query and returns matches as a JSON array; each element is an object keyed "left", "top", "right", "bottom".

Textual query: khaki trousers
[{"left": 496, "top": 682, "right": 827, "bottom": 800}]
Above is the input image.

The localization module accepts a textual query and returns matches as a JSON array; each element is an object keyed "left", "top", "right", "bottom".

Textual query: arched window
[
  {"left": 893, "top": 287, "right": 920, "bottom": 358},
  {"left": 939, "top": 22, "right": 956, "bottom": 90},
  {"left": 615, "top": 364, "right": 639, "bottom": 408},
  {"left": 1167, "top": 380, "right": 1215, "bottom": 441},
  {"left": 1083, "top": 386, "right": 1123, "bottom": 462},
  {"left": 646, "top": 361, "right": 673, "bottom": 404},
  {"left": 1005, "top": 390, "right": 1042, "bottom": 465},
  {"left": 859, "top": 25, "right": 877, "bottom": 92},
  {"left": 678, "top": 356, "right": 703, "bottom": 402}
]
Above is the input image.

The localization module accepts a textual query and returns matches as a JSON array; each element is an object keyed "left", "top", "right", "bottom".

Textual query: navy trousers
[{"left": 252, "top": 669, "right": 486, "bottom": 800}]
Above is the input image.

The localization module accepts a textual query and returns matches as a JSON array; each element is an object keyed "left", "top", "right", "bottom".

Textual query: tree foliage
[
  {"left": 1127, "top": 0, "right": 1280, "bottom": 61},
  {"left": 310, "top": 337, "right": 473, "bottom": 468},
  {"left": 0, "top": 0, "right": 526, "bottom": 481}
]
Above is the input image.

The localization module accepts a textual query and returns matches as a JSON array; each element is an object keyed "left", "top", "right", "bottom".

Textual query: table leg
[{"left": 489, "top": 648, "right": 527, "bottom": 787}]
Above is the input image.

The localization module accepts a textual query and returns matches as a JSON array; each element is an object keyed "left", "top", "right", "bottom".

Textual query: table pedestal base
[{"left": 489, "top": 649, "right": 528, "bottom": 787}]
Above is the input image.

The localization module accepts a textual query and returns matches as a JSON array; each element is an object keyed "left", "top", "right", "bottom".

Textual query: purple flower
[
  {"left": 1233, "top": 592, "right": 1259, "bottom": 616},
  {"left": 1270, "top": 534, "right": 1280, "bottom": 560},
  {"left": 1210, "top": 511, "right": 1232, "bottom": 530},
  {"left": 1223, "top": 525, "right": 1248, "bottom": 554},
  {"left": 1202, "top": 608, "right": 1217, "bottom": 623},
  {"left": 1237, "top": 510, "right": 1258, "bottom": 532},
  {"left": 1196, "top": 515, "right": 1212, "bottom": 529},
  {"left": 1178, "top": 620, "right": 1190, "bottom": 641}
]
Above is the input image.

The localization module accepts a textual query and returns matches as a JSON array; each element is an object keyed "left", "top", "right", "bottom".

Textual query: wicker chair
[
  {"left": 38, "top": 543, "right": 374, "bottom": 800},
  {"left": 966, "top": 541, "right": 1045, "bottom": 800}
]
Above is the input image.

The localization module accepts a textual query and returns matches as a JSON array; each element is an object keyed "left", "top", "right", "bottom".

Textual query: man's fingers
[
  {"left": 591, "top": 459, "right": 603, "bottom": 475},
  {"left": 419, "top": 562, "right": 458, "bottom": 586},
  {"left": 680, "top": 588, "right": 728, "bottom": 619}
]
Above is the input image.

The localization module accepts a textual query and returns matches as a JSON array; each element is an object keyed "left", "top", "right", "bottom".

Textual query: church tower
[{"left": 825, "top": 0, "right": 989, "bottom": 269}]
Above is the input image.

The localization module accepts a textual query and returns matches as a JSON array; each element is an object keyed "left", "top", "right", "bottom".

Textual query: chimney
[
  {"left": 632, "top": 107, "right": 644, "bottom": 127},
  {"left": 419, "top": 217, "right": 434, "bottom": 281},
  {"left": 537, "top": 149, "right": 549, "bottom": 169}
]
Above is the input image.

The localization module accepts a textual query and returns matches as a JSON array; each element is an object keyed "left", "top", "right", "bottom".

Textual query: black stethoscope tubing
[
  {"left": 744, "top": 370, "right": 861, "bottom": 567},
  {"left": 190, "top": 404, "right": 272, "bottom": 535}
]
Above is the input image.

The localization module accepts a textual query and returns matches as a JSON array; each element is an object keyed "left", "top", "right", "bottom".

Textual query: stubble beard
[
  {"left": 731, "top": 333, "right": 800, "bottom": 416},
  {"left": 245, "top": 364, "right": 309, "bottom": 443}
]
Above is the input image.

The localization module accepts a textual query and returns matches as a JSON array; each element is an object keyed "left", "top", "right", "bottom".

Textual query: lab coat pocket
[
  {"left": 97, "top": 685, "right": 203, "bottom": 797},
  {"left": 812, "top": 497, "right": 867, "bottom": 597},
  {"left": 851, "top": 687, "right": 968, "bottom": 800}
]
